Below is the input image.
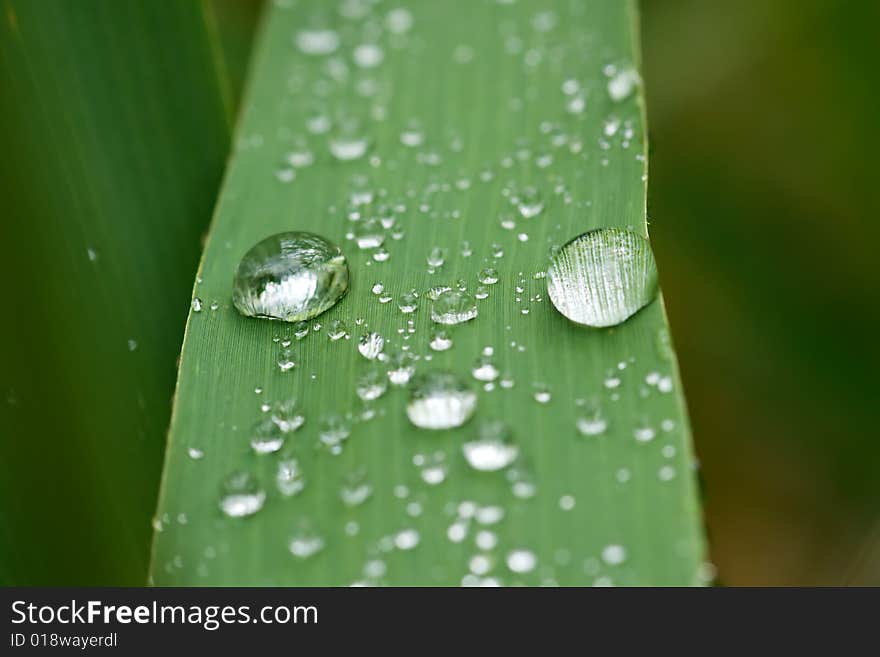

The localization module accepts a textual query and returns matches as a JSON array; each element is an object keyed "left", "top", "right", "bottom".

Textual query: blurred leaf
[{"left": 0, "top": 0, "right": 242, "bottom": 584}]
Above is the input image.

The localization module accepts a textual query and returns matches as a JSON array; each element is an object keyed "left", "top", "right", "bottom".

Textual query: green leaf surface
[
  {"left": 151, "top": 0, "right": 706, "bottom": 586},
  {"left": 0, "top": 0, "right": 235, "bottom": 584}
]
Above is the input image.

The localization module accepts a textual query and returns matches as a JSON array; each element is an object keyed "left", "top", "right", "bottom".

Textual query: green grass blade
[
  {"left": 0, "top": 0, "right": 236, "bottom": 584},
  {"left": 151, "top": 0, "right": 706, "bottom": 586}
]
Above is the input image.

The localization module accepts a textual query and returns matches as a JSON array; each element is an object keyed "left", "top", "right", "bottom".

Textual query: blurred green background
[
  {"left": 643, "top": 0, "right": 880, "bottom": 584},
  {"left": 1, "top": 0, "right": 877, "bottom": 585}
]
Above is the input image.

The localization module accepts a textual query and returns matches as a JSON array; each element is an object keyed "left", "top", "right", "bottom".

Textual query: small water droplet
[
  {"left": 289, "top": 526, "right": 325, "bottom": 558},
  {"left": 607, "top": 66, "right": 640, "bottom": 102},
  {"left": 372, "top": 247, "right": 390, "bottom": 262},
  {"left": 354, "top": 219, "right": 385, "bottom": 250},
  {"left": 471, "top": 356, "right": 500, "bottom": 382},
  {"left": 634, "top": 424, "right": 656, "bottom": 442},
  {"left": 532, "top": 382, "right": 551, "bottom": 404},
  {"left": 191, "top": 297, "right": 203, "bottom": 312},
  {"left": 576, "top": 410, "right": 608, "bottom": 436},
  {"left": 327, "top": 318, "right": 348, "bottom": 341},
  {"left": 340, "top": 469, "right": 373, "bottom": 506},
  {"left": 427, "top": 246, "right": 446, "bottom": 268},
  {"left": 358, "top": 332, "right": 385, "bottom": 360},
  {"left": 431, "top": 289, "right": 478, "bottom": 325},
  {"left": 601, "top": 544, "right": 627, "bottom": 565},
  {"left": 233, "top": 232, "right": 349, "bottom": 322},
  {"left": 398, "top": 291, "right": 419, "bottom": 314},
  {"left": 219, "top": 472, "right": 265, "bottom": 518},
  {"left": 187, "top": 447, "right": 204, "bottom": 460},
  {"left": 478, "top": 267, "right": 499, "bottom": 285},
  {"left": 429, "top": 329, "right": 453, "bottom": 351},
  {"left": 319, "top": 413, "right": 351, "bottom": 448},
  {"left": 276, "top": 459, "right": 306, "bottom": 497},
  {"left": 394, "top": 528, "right": 420, "bottom": 551},
  {"left": 386, "top": 348, "right": 416, "bottom": 385},
  {"left": 406, "top": 371, "right": 477, "bottom": 429},
  {"left": 295, "top": 28, "right": 340, "bottom": 55},
  {"left": 356, "top": 368, "right": 388, "bottom": 401},
  {"left": 250, "top": 417, "right": 285, "bottom": 454},
  {"left": 547, "top": 228, "right": 657, "bottom": 327},
  {"left": 270, "top": 398, "right": 305, "bottom": 432},
  {"left": 353, "top": 43, "right": 384, "bottom": 68},
  {"left": 463, "top": 420, "right": 518, "bottom": 471},
  {"left": 277, "top": 347, "right": 297, "bottom": 372},
  {"left": 506, "top": 549, "right": 537, "bottom": 574},
  {"left": 515, "top": 186, "right": 544, "bottom": 219}
]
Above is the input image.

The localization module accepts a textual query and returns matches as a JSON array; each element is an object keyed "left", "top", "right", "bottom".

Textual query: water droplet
[
  {"left": 471, "top": 356, "right": 500, "bottom": 382},
  {"left": 293, "top": 321, "right": 310, "bottom": 339},
  {"left": 187, "top": 447, "right": 204, "bottom": 460},
  {"left": 191, "top": 297, "right": 203, "bottom": 312},
  {"left": 406, "top": 371, "right": 477, "bottom": 429},
  {"left": 474, "top": 285, "right": 489, "bottom": 300},
  {"left": 127, "top": 339, "right": 138, "bottom": 351},
  {"left": 371, "top": 282, "right": 385, "bottom": 295},
  {"left": 601, "top": 544, "right": 627, "bottom": 565},
  {"left": 233, "top": 232, "right": 349, "bottom": 323},
  {"left": 532, "top": 382, "right": 551, "bottom": 404},
  {"left": 353, "top": 43, "right": 384, "bottom": 68},
  {"left": 394, "top": 528, "right": 420, "bottom": 550},
  {"left": 289, "top": 527, "right": 325, "bottom": 558},
  {"left": 429, "top": 329, "right": 453, "bottom": 351},
  {"left": 219, "top": 472, "right": 265, "bottom": 518},
  {"left": 463, "top": 420, "right": 518, "bottom": 471},
  {"left": 607, "top": 67, "right": 640, "bottom": 102},
  {"left": 515, "top": 186, "right": 544, "bottom": 219},
  {"left": 327, "top": 318, "right": 348, "bottom": 341},
  {"left": 398, "top": 291, "right": 419, "bottom": 314},
  {"left": 506, "top": 549, "right": 537, "bottom": 574},
  {"left": 295, "top": 29, "right": 340, "bottom": 55},
  {"left": 431, "top": 289, "right": 478, "bottom": 325},
  {"left": 277, "top": 347, "right": 297, "bottom": 372},
  {"left": 478, "top": 267, "right": 499, "bottom": 285},
  {"left": 634, "top": 424, "right": 656, "bottom": 442},
  {"left": 340, "top": 470, "right": 373, "bottom": 506},
  {"left": 356, "top": 368, "right": 388, "bottom": 401},
  {"left": 427, "top": 246, "right": 446, "bottom": 268},
  {"left": 276, "top": 459, "right": 306, "bottom": 497},
  {"left": 319, "top": 413, "right": 351, "bottom": 447},
  {"left": 354, "top": 219, "right": 385, "bottom": 250},
  {"left": 386, "top": 7, "right": 414, "bottom": 34},
  {"left": 270, "top": 398, "right": 305, "bottom": 432},
  {"left": 372, "top": 247, "right": 390, "bottom": 262},
  {"left": 357, "top": 332, "right": 385, "bottom": 360},
  {"left": 400, "top": 122, "right": 425, "bottom": 148},
  {"left": 386, "top": 349, "right": 416, "bottom": 385},
  {"left": 576, "top": 410, "right": 608, "bottom": 436},
  {"left": 250, "top": 417, "right": 286, "bottom": 454},
  {"left": 547, "top": 228, "right": 657, "bottom": 327}
]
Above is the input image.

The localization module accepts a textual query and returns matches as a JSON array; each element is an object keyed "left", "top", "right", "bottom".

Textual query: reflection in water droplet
[
  {"left": 406, "top": 371, "right": 477, "bottom": 429},
  {"left": 219, "top": 472, "right": 265, "bottom": 518},
  {"left": 547, "top": 228, "right": 657, "bottom": 327},
  {"left": 233, "top": 232, "right": 349, "bottom": 323},
  {"left": 463, "top": 421, "right": 518, "bottom": 472}
]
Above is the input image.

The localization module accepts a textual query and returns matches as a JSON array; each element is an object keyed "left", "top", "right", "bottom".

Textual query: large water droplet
[
  {"left": 233, "top": 232, "right": 349, "bottom": 322},
  {"left": 463, "top": 420, "right": 519, "bottom": 471},
  {"left": 547, "top": 228, "right": 657, "bottom": 327},
  {"left": 219, "top": 472, "right": 265, "bottom": 518},
  {"left": 406, "top": 371, "right": 477, "bottom": 430},
  {"left": 431, "top": 289, "right": 478, "bottom": 325}
]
